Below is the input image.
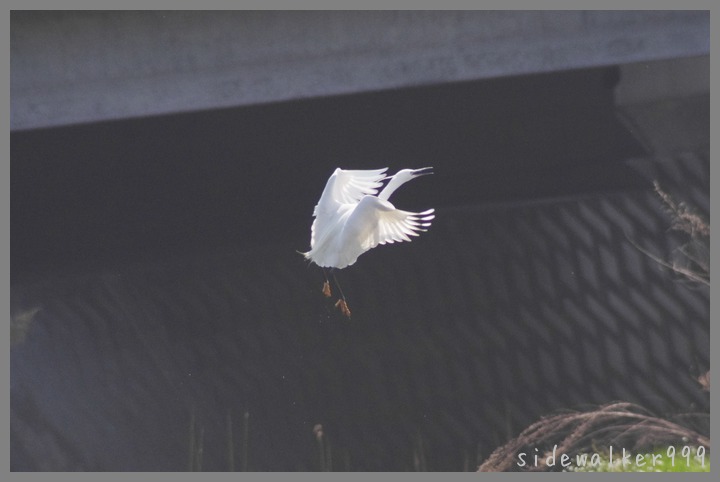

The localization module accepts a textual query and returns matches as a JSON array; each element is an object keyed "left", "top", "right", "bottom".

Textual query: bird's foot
[
  {"left": 334, "top": 299, "right": 351, "bottom": 318},
  {"left": 322, "top": 280, "right": 332, "bottom": 298}
]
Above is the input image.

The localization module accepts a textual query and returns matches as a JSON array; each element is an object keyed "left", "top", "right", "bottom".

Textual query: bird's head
[
  {"left": 378, "top": 167, "right": 433, "bottom": 201},
  {"left": 387, "top": 167, "right": 433, "bottom": 183}
]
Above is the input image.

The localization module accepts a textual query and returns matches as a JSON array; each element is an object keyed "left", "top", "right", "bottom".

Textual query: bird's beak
[
  {"left": 412, "top": 167, "right": 434, "bottom": 177},
  {"left": 384, "top": 167, "right": 434, "bottom": 180}
]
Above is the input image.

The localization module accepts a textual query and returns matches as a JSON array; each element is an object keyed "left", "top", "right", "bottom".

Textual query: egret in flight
[{"left": 303, "top": 167, "right": 435, "bottom": 317}]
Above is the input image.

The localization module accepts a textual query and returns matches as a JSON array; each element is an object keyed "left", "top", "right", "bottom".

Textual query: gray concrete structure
[{"left": 10, "top": 10, "right": 709, "bottom": 131}]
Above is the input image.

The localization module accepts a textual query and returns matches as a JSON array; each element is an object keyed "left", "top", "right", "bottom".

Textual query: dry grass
[{"left": 478, "top": 402, "right": 709, "bottom": 472}]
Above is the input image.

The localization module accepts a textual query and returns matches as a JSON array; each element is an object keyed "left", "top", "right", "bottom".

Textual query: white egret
[{"left": 303, "top": 167, "right": 435, "bottom": 316}]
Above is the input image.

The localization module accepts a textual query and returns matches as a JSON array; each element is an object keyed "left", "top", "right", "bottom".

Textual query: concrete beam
[
  {"left": 11, "top": 10, "right": 709, "bottom": 131},
  {"left": 616, "top": 55, "right": 709, "bottom": 105}
]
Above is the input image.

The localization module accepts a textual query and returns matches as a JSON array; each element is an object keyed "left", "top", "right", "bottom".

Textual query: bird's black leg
[
  {"left": 331, "top": 270, "right": 346, "bottom": 301},
  {"left": 331, "top": 270, "right": 351, "bottom": 318}
]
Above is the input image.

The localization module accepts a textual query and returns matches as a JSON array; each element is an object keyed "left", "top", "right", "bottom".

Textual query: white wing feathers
[
  {"left": 351, "top": 196, "right": 435, "bottom": 252},
  {"left": 313, "top": 168, "right": 387, "bottom": 216},
  {"left": 310, "top": 168, "right": 387, "bottom": 251},
  {"left": 306, "top": 167, "right": 434, "bottom": 269}
]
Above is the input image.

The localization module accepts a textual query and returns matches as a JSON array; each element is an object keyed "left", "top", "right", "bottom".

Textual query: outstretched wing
[
  {"left": 310, "top": 168, "right": 388, "bottom": 249},
  {"left": 331, "top": 195, "right": 434, "bottom": 267},
  {"left": 313, "top": 168, "right": 388, "bottom": 216},
  {"left": 361, "top": 201, "right": 435, "bottom": 249}
]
